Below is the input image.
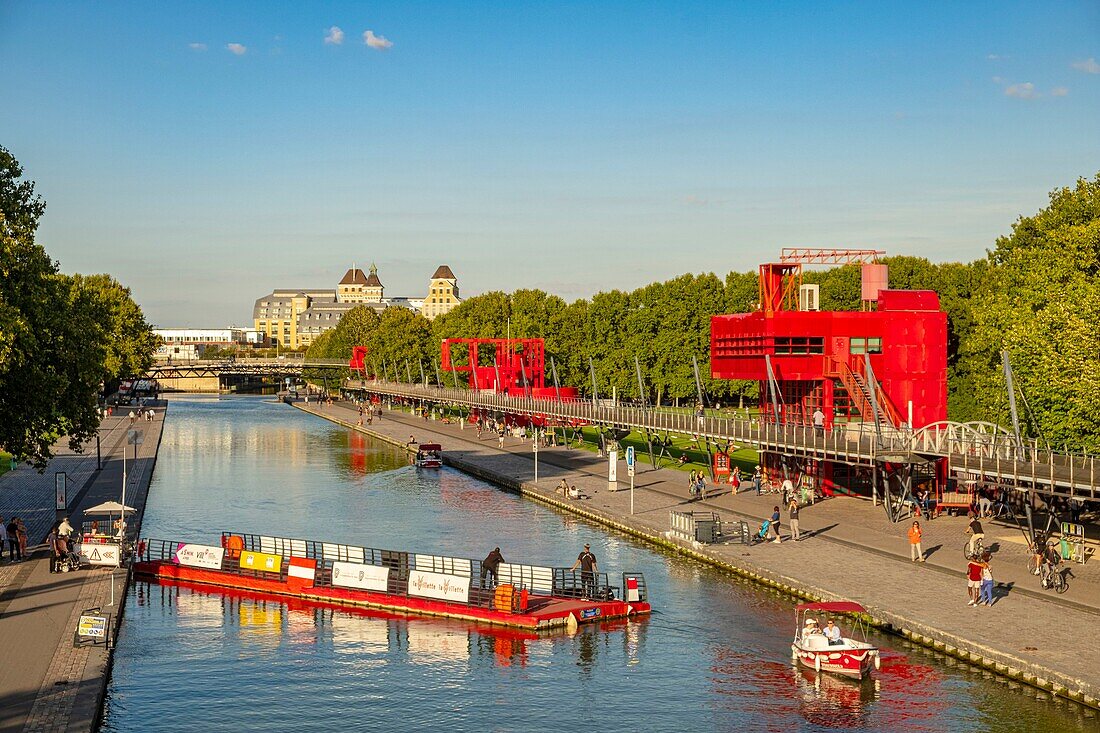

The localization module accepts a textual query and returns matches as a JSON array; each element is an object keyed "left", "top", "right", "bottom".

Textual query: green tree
[
  {"left": 68, "top": 273, "right": 159, "bottom": 380},
  {"left": 367, "top": 308, "right": 434, "bottom": 381},
  {"left": 963, "top": 174, "right": 1100, "bottom": 450},
  {"left": 0, "top": 147, "right": 99, "bottom": 465}
]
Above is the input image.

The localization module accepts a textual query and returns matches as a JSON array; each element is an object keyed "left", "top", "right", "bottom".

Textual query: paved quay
[
  {"left": 294, "top": 398, "right": 1100, "bottom": 710},
  {"left": 0, "top": 405, "right": 166, "bottom": 733}
]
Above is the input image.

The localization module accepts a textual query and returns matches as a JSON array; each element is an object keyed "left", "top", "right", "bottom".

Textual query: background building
[
  {"left": 421, "top": 265, "right": 461, "bottom": 320},
  {"left": 253, "top": 264, "right": 436, "bottom": 348},
  {"left": 154, "top": 328, "right": 261, "bottom": 361}
]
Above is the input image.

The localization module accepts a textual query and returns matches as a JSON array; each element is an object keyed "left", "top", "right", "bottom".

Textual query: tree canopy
[{"left": 0, "top": 146, "right": 157, "bottom": 466}]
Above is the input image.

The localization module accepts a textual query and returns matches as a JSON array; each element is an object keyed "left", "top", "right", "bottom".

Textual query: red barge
[{"left": 134, "top": 532, "right": 651, "bottom": 631}]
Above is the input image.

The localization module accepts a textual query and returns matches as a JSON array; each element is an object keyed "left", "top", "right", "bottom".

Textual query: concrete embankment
[
  {"left": 0, "top": 404, "right": 166, "bottom": 732},
  {"left": 293, "top": 399, "right": 1100, "bottom": 710}
]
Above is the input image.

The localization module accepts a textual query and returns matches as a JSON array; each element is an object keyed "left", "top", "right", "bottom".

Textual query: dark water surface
[{"left": 102, "top": 396, "right": 1097, "bottom": 732}]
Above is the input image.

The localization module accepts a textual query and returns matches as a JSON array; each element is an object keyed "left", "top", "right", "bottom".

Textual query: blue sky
[{"left": 2, "top": 1, "right": 1098, "bottom": 327}]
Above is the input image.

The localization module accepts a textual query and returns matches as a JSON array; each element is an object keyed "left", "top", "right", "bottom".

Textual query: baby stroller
[{"left": 754, "top": 520, "right": 772, "bottom": 544}]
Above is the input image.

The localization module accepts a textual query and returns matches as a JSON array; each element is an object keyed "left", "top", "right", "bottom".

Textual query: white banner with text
[
  {"left": 331, "top": 561, "right": 391, "bottom": 592},
  {"left": 407, "top": 570, "right": 470, "bottom": 603}
]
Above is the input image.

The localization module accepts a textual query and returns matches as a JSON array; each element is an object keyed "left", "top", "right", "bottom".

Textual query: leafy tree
[
  {"left": 962, "top": 174, "right": 1100, "bottom": 450},
  {"left": 366, "top": 308, "right": 434, "bottom": 381},
  {"left": 0, "top": 147, "right": 99, "bottom": 465},
  {"left": 68, "top": 273, "right": 159, "bottom": 380}
]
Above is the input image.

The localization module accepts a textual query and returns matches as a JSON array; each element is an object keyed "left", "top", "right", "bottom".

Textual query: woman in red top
[{"left": 966, "top": 556, "right": 984, "bottom": 606}]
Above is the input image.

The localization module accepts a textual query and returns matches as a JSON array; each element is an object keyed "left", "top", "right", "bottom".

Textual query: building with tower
[{"left": 421, "top": 265, "right": 462, "bottom": 320}]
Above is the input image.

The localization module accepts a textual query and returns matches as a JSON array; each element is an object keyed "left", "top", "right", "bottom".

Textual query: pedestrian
[
  {"left": 730, "top": 466, "right": 741, "bottom": 493},
  {"left": 696, "top": 471, "right": 707, "bottom": 500},
  {"left": 16, "top": 518, "right": 28, "bottom": 559},
  {"left": 58, "top": 516, "right": 74, "bottom": 539},
  {"left": 781, "top": 477, "right": 795, "bottom": 505},
  {"left": 978, "top": 489, "right": 992, "bottom": 519},
  {"left": 788, "top": 498, "right": 801, "bottom": 541},
  {"left": 498, "top": 429, "right": 505, "bottom": 449},
  {"left": 47, "top": 523, "right": 60, "bottom": 573},
  {"left": 812, "top": 408, "right": 825, "bottom": 434},
  {"left": 0, "top": 517, "right": 7, "bottom": 562},
  {"left": 476, "top": 422, "right": 483, "bottom": 440},
  {"left": 979, "top": 551, "right": 995, "bottom": 606},
  {"left": 570, "top": 543, "right": 598, "bottom": 597},
  {"left": 908, "top": 520, "right": 925, "bottom": 562},
  {"left": 966, "top": 553, "right": 984, "bottom": 606},
  {"left": 966, "top": 514, "right": 985, "bottom": 555},
  {"left": 770, "top": 506, "right": 782, "bottom": 543},
  {"left": 407, "top": 435, "right": 416, "bottom": 446},
  {"left": 753, "top": 466, "right": 762, "bottom": 495},
  {"left": 481, "top": 547, "right": 504, "bottom": 588},
  {"left": 128, "top": 409, "right": 136, "bottom": 425},
  {"left": 6, "top": 517, "right": 20, "bottom": 560},
  {"left": 688, "top": 469, "right": 697, "bottom": 498}
]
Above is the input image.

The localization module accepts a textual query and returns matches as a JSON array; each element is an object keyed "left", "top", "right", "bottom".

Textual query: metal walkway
[{"left": 344, "top": 378, "right": 1100, "bottom": 502}]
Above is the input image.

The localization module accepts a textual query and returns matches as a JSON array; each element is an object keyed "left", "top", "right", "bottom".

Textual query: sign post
[
  {"left": 55, "top": 472, "right": 67, "bottom": 511},
  {"left": 533, "top": 435, "right": 539, "bottom": 484},
  {"left": 626, "top": 447, "right": 636, "bottom": 514},
  {"left": 74, "top": 607, "right": 111, "bottom": 648},
  {"left": 608, "top": 449, "right": 618, "bottom": 492}
]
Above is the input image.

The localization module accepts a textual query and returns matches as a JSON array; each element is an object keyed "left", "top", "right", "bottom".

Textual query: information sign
[
  {"left": 74, "top": 608, "right": 111, "bottom": 647},
  {"left": 608, "top": 449, "right": 618, "bottom": 490},
  {"left": 174, "top": 543, "right": 225, "bottom": 569},
  {"left": 55, "top": 472, "right": 67, "bottom": 510},
  {"left": 407, "top": 570, "right": 470, "bottom": 603},
  {"left": 331, "top": 561, "right": 391, "bottom": 592}
]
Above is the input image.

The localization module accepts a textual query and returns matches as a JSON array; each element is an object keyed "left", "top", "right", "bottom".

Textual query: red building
[{"left": 709, "top": 253, "right": 948, "bottom": 496}]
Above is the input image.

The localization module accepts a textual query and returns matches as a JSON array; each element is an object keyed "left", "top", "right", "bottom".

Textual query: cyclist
[
  {"left": 965, "top": 514, "right": 985, "bottom": 556},
  {"left": 1040, "top": 540, "right": 1062, "bottom": 588}
]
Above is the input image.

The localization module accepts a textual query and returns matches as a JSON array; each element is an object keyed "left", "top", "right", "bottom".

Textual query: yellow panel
[{"left": 239, "top": 550, "right": 283, "bottom": 574}]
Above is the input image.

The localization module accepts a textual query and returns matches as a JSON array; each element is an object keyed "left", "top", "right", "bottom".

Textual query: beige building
[
  {"left": 421, "top": 265, "right": 461, "bottom": 320},
  {"left": 253, "top": 264, "right": 429, "bottom": 348}
]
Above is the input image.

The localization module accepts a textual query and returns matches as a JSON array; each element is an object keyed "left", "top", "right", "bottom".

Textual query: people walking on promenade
[
  {"left": 730, "top": 466, "right": 741, "bottom": 493},
  {"left": 788, "top": 499, "right": 801, "bottom": 541},
  {"left": 812, "top": 408, "right": 825, "bottom": 434},
  {"left": 781, "top": 477, "right": 794, "bottom": 505},
  {"left": 481, "top": 547, "right": 504, "bottom": 588},
  {"left": 753, "top": 466, "right": 762, "bottom": 495},
  {"left": 966, "top": 554, "right": 984, "bottom": 606},
  {"left": 570, "top": 543, "right": 598, "bottom": 596},
  {"left": 58, "top": 516, "right": 74, "bottom": 539},
  {"left": 770, "top": 506, "right": 782, "bottom": 543},
  {"left": 47, "top": 523, "right": 60, "bottom": 573},
  {"left": 16, "top": 518, "right": 28, "bottom": 559},
  {"left": 497, "top": 428, "right": 506, "bottom": 449},
  {"left": 966, "top": 514, "right": 985, "bottom": 555},
  {"left": 6, "top": 517, "right": 20, "bottom": 560},
  {"left": 908, "top": 520, "right": 925, "bottom": 562},
  {"left": 128, "top": 409, "right": 136, "bottom": 424},
  {"left": 979, "top": 552, "right": 995, "bottom": 606},
  {"left": 0, "top": 517, "right": 7, "bottom": 561}
]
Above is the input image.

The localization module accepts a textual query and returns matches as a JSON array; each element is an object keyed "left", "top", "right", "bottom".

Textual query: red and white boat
[
  {"left": 415, "top": 443, "right": 443, "bottom": 468},
  {"left": 791, "top": 601, "right": 880, "bottom": 680}
]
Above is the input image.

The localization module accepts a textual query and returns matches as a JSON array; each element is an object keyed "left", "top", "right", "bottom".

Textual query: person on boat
[
  {"left": 407, "top": 435, "right": 417, "bottom": 446},
  {"left": 481, "top": 547, "right": 504, "bottom": 588},
  {"left": 824, "top": 619, "right": 843, "bottom": 646},
  {"left": 802, "top": 618, "right": 822, "bottom": 640},
  {"left": 571, "top": 543, "right": 598, "bottom": 597}
]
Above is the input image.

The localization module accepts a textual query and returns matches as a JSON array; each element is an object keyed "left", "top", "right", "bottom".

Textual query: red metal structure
[
  {"left": 710, "top": 249, "right": 948, "bottom": 495},
  {"left": 440, "top": 338, "right": 578, "bottom": 400},
  {"left": 349, "top": 345, "right": 369, "bottom": 375}
]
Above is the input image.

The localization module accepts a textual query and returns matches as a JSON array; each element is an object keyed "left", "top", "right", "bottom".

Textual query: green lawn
[{"left": 0, "top": 451, "right": 11, "bottom": 477}]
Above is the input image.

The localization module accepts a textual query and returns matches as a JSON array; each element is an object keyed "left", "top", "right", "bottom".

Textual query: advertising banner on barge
[
  {"left": 240, "top": 550, "right": 282, "bottom": 574},
  {"left": 331, "top": 561, "right": 390, "bottom": 592},
  {"left": 174, "top": 543, "right": 225, "bottom": 569},
  {"left": 408, "top": 570, "right": 470, "bottom": 603}
]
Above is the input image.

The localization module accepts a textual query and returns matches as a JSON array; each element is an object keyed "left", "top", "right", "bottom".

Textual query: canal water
[{"left": 102, "top": 396, "right": 1096, "bottom": 732}]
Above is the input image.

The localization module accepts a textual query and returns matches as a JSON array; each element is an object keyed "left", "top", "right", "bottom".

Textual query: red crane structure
[
  {"left": 440, "top": 337, "right": 578, "bottom": 400},
  {"left": 710, "top": 248, "right": 948, "bottom": 497}
]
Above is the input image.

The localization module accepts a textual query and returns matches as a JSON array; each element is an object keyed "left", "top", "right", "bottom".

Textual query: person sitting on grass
[{"left": 678, "top": 453, "right": 689, "bottom": 466}]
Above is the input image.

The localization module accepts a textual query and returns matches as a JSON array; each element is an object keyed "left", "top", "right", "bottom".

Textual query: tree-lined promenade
[
  {"left": 307, "top": 174, "right": 1100, "bottom": 453},
  {"left": 0, "top": 147, "right": 158, "bottom": 466}
]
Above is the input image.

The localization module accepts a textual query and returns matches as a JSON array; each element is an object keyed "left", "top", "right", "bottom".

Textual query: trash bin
[{"left": 695, "top": 518, "right": 718, "bottom": 544}]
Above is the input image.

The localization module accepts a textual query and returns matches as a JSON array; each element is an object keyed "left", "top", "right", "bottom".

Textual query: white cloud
[
  {"left": 1004, "top": 82, "right": 1037, "bottom": 99},
  {"left": 1051, "top": 86, "right": 1069, "bottom": 97},
  {"left": 227, "top": 43, "right": 247, "bottom": 56},
  {"left": 363, "top": 30, "right": 393, "bottom": 50},
  {"left": 324, "top": 26, "right": 344, "bottom": 45},
  {"left": 188, "top": 42, "right": 207, "bottom": 51},
  {"left": 1071, "top": 57, "right": 1100, "bottom": 74},
  {"left": 986, "top": 54, "right": 1007, "bottom": 61}
]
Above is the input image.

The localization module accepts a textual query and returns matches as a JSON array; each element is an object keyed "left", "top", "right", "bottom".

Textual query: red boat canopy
[{"left": 796, "top": 601, "right": 866, "bottom": 614}]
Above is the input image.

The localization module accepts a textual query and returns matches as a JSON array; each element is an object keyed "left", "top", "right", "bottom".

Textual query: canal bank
[
  {"left": 292, "top": 398, "right": 1100, "bottom": 711},
  {"left": 0, "top": 404, "right": 166, "bottom": 733}
]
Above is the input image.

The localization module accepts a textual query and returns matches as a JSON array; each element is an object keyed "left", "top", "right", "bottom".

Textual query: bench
[{"left": 937, "top": 491, "right": 973, "bottom": 517}]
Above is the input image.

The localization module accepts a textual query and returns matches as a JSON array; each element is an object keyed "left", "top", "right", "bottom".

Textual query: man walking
[
  {"left": 5, "top": 517, "right": 20, "bottom": 561},
  {"left": 908, "top": 520, "right": 925, "bottom": 562},
  {"left": 753, "top": 466, "right": 762, "bottom": 495},
  {"left": 812, "top": 408, "right": 825, "bottom": 434},
  {"left": 570, "top": 543, "right": 598, "bottom": 597},
  {"left": 788, "top": 499, "right": 801, "bottom": 541},
  {"left": 0, "top": 517, "right": 7, "bottom": 562}
]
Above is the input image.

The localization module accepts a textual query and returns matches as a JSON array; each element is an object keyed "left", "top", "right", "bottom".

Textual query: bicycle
[{"left": 1040, "top": 561, "right": 1069, "bottom": 594}]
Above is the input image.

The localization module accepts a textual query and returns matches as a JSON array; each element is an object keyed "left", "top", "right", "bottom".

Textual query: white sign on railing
[
  {"left": 174, "top": 543, "right": 225, "bottom": 569},
  {"left": 331, "top": 561, "right": 390, "bottom": 592},
  {"left": 81, "top": 543, "right": 121, "bottom": 567},
  {"left": 407, "top": 570, "right": 470, "bottom": 603}
]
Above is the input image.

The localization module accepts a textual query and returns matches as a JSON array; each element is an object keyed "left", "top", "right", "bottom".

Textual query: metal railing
[{"left": 341, "top": 377, "right": 1100, "bottom": 501}]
